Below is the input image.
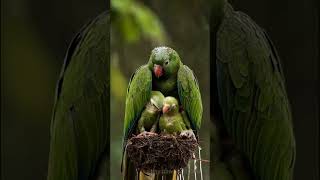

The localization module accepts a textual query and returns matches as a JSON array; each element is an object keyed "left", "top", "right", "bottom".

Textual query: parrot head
[
  {"left": 162, "top": 96, "right": 179, "bottom": 114},
  {"left": 150, "top": 91, "right": 165, "bottom": 111},
  {"left": 148, "top": 46, "right": 181, "bottom": 79}
]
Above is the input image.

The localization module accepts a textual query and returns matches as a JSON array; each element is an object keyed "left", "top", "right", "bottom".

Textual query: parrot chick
[
  {"left": 137, "top": 91, "right": 164, "bottom": 136},
  {"left": 159, "top": 96, "right": 195, "bottom": 140}
]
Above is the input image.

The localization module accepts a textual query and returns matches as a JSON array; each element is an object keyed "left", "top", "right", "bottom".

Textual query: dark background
[{"left": 1, "top": 0, "right": 318, "bottom": 179}]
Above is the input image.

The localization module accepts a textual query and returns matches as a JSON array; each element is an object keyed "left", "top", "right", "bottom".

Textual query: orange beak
[
  {"left": 162, "top": 104, "right": 170, "bottom": 114},
  {"left": 154, "top": 65, "right": 163, "bottom": 78}
]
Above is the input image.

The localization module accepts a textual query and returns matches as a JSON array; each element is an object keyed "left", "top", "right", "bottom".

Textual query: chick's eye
[{"left": 165, "top": 60, "right": 169, "bottom": 65}]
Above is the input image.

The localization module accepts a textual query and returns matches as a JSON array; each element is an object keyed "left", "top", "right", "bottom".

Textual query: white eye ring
[{"left": 164, "top": 60, "right": 169, "bottom": 65}]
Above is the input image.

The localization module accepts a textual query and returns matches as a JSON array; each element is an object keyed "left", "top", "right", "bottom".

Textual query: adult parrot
[
  {"left": 210, "top": 1, "right": 296, "bottom": 180},
  {"left": 122, "top": 47, "right": 203, "bottom": 179},
  {"left": 47, "top": 11, "right": 110, "bottom": 180}
]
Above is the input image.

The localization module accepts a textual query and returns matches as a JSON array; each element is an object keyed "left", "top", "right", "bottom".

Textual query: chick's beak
[
  {"left": 162, "top": 104, "right": 170, "bottom": 114},
  {"left": 154, "top": 65, "right": 163, "bottom": 78}
]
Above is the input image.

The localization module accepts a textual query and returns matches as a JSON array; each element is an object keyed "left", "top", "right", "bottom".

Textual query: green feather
[
  {"left": 123, "top": 65, "right": 152, "bottom": 141},
  {"left": 121, "top": 64, "right": 152, "bottom": 179},
  {"left": 177, "top": 65, "right": 203, "bottom": 131},
  {"left": 216, "top": 3, "right": 295, "bottom": 180},
  {"left": 159, "top": 96, "right": 187, "bottom": 134},
  {"left": 48, "top": 11, "right": 110, "bottom": 180}
]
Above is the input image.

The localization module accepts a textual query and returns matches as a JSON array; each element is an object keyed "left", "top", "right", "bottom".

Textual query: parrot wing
[
  {"left": 48, "top": 11, "right": 110, "bottom": 180},
  {"left": 121, "top": 65, "right": 152, "bottom": 179},
  {"left": 123, "top": 65, "right": 152, "bottom": 142},
  {"left": 216, "top": 4, "right": 295, "bottom": 180},
  {"left": 177, "top": 65, "right": 203, "bottom": 131}
]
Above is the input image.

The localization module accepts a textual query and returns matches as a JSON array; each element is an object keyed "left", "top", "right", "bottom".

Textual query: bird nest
[{"left": 126, "top": 132, "right": 198, "bottom": 174}]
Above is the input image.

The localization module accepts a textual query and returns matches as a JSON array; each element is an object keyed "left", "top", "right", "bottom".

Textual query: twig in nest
[{"left": 126, "top": 133, "right": 198, "bottom": 174}]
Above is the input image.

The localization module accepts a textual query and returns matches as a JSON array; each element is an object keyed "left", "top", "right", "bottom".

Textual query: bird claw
[
  {"left": 180, "top": 130, "right": 196, "bottom": 140},
  {"left": 137, "top": 131, "right": 157, "bottom": 138}
]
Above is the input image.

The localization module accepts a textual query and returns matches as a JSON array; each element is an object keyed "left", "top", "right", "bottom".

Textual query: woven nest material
[{"left": 126, "top": 133, "right": 198, "bottom": 173}]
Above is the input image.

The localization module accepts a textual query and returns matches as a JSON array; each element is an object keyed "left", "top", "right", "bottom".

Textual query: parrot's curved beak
[
  {"left": 154, "top": 64, "right": 163, "bottom": 78},
  {"left": 162, "top": 104, "right": 170, "bottom": 114}
]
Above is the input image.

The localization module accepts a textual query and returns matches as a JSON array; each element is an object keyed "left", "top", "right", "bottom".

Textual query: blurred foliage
[
  {"left": 110, "top": 55, "right": 128, "bottom": 100},
  {"left": 111, "top": 0, "right": 167, "bottom": 44}
]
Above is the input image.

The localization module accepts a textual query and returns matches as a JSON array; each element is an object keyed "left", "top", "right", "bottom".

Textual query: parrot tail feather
[
  {"left": 187, "top": 161, "right": 191, "bottom": 180},
  {"left": 135, "top": 169, "right": 139, "bottom": 180},
  {"left": 181, "top": 169, "right": 185, "bottom": 180}
]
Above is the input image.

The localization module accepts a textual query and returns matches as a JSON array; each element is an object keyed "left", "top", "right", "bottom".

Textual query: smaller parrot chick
[
  {"left": 160, "top": 96, "right": 196, "bottom": 139},
  {"left": 137, "top": 91, "right": 165, "bottom": 136},
  {"left": 159, "top": 96, "right": 188, "bottom": 136}
]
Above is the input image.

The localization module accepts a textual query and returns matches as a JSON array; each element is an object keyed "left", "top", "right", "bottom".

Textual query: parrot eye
[{"left": 164, "top": 60, "right": 169, "bottom": 65}]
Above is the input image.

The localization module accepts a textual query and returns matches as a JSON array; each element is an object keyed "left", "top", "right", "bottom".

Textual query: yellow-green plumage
[
  {"left": 159, "top": 97, "right": 187, "bottom": 135},
  {"left": 123, "top": 65, "right": 152, "bottom": 141},
  {"left": 159, "top": 114, "right": 186, "bottom": 134},
  {"left": 137, "top": 91, "right": 164, "bottom": 133},
  {"left": 177, "top": 65, "right": 203, "bottom": 131}
]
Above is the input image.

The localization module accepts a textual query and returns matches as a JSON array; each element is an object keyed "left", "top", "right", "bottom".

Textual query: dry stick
[
  {"left": 194, "top": 155, "right": 197, "bottom": 180},
  {"left": 181, "top": 169, "right": 185, "bottom": 180},
  {"left": 127, "top": 135, "right": 197, "bottom": 171},
  {"left": 181, "top": 169, "right": 184, "bottom": 180},
  {"left": 198, "top": 146, "right": 203, "bottom": 180},
  {"left": 187, "top": 162, "right": 190, "bottom": 180},
  {"left": 136, "top": 169, "right": 139, "bottom": 180}
]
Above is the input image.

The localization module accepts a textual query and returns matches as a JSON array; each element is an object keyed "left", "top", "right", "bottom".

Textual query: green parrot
[
  {"left": 47, "top": 12, "right": 110, "bottom": 180},
  {"left": 137, "top": 91, "right": 165, "bottom": 133},
  {"left": 210, "top": 1, "right": 296, "bottom": 180},
  {"left": 159, "top": 96, "right": 196, "bottom": 140},
  {"left": 159, "top": 96, "right": 186, "bottom": 135},
  {"left": 122, "top": 46, "right": 203, "bottom": 179}
]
